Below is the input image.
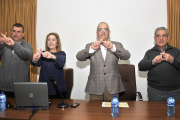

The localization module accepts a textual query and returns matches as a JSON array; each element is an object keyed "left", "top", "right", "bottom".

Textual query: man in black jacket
[{"left": 138, "top": 27, "right": 180, "bottom": 101}]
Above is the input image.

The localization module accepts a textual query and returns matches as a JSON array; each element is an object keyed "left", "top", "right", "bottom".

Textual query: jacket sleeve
[
  {"left": 54, "top": 51, "right": 66, "bottom": 69},
  {"left": 138, "top": 50, "right": 154, "bottom": 71},
  {"left": 76, "top": 43, "right": 94, "bottom": 61},
  {"left": 12, "top": 41, "right": 33, "bottom": 61},
  {"left": 0, "top": 43, "right": 4, "bottom": 57},
  {"left": 112, "top": 42, "right": 130, "bottom": 60},
  {"left": 170, "top": 50, "right": 180, "bottom": 70},
  {"left": 31, "top": 56, "right": 42, "bottom": 67}
]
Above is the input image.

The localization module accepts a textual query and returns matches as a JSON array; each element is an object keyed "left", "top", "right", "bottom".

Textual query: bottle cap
[
  {"left": 1, "top": 91, "right": 4, "bottom": 94},
  {"left": 169, "top": 94, "right": 173, "bottom": 97},
  {"left": 113, "top": 95, "right": 117, "bottom": 97}
]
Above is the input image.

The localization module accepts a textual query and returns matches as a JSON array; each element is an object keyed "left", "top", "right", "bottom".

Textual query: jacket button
[
  {"left": 104, "top": 65, "right": 105, "bottom": 67},
  {"left": 104, "top": 73, "right": 106, "bottom": 75}
]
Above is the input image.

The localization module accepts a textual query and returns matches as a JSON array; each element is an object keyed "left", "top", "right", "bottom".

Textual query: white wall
[{"left": 36, "top": 0, "right": 167, "bottom": 101}]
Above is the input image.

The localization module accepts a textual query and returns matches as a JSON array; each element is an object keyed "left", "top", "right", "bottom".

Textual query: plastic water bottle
[
  {"left": 167, "top": 94, "right": 175, "bottom": 116},
  {"left": 111, "top": 95, "right": 119, "bottom": 117},
  {"left": 0, "top": 91, "right": 6, "bottom": 111}
]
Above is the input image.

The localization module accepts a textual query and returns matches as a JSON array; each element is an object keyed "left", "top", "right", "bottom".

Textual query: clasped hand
[
  {"left": 33, "top": 48, "right": 56, "bottom": 62},
  {"left": 91, "top": 37, "right": 113, "bottom": 50},
  {"left": 153, "top": 51, "right": 174, "bottom": 63},
  {"left": 0, "top": 32, "right": 15, "bottom": 46}
]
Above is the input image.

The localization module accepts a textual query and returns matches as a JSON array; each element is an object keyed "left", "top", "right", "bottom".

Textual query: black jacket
[{"left": 138, "top": 44, "right": 180, "bottom": 91}]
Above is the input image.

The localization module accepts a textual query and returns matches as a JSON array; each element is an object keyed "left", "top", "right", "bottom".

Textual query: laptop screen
[{"left": 13, "top": 82, "right": 49, "bottom": 110}]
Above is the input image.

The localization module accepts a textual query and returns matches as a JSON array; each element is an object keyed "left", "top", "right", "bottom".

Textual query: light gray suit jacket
[{"left": 76, "top": 41, "right": 130, "bottom": 95}]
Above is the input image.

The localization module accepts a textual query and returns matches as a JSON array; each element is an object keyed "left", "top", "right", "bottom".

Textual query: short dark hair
[{"left": 12, "top": 23, "right": 24, "bottom": 33}]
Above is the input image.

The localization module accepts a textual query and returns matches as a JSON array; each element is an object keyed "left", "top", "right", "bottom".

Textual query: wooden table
[
  {"left": 64, "top": 100, "right": 180, "bottom": 120},
  {"left": 0, "top": 97, "right": 77, "bottom": 120},
  {"left": 0, "top": 98, "right": 180, "bottom": 120}
]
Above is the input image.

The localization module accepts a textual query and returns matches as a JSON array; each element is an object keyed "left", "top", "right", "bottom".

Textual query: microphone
[{"left": 49, "top": 76, "right": 69, "bottom": 108}]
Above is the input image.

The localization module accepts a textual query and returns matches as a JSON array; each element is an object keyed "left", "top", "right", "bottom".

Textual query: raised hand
[
  {"left": 0, "top": 32, "right": 7, "bottom": 44},
  {"left": 32, "top": 48, "right": 42, "bottom": 62},
  {"left": 160, "top": 51, "right": 174, "bottom": 63},
  {"left": 91, "top": 41, "right": 101, "bottom": 50},
  {"left": 102, "top": 41, "right": 113, "bottom": 49},
  {"left": 1, "top": 33, "right": 15, "bottom": 46},
  {"left": 98, "top": 36, "right": 113, "bottom": 49},
  {"left": 0, "top": 37, "right": 4, "bottom": 44},
  {"left": 42, "top": 51, "right": 56, "bottom": 59},
  {"left": 153, "top": 54, "right": 164, "bottom": 64},
  {"left": 91, "top": 36, "right": 105, "bottom": 50}
]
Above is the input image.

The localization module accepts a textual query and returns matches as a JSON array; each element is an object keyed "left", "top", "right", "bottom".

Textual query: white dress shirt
[{"left": 89, "top": 44, "right": 116, "bottom": 61}]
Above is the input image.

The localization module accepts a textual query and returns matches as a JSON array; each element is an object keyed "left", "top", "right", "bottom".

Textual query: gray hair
[
  {"left": 154, "top": 27, "right": 169, "bottom": 37},
  {"left": 96, "top": 22, "right": 110, "bottom": 32},
  {"left": 96, "top": 22, "right": 111, "bottom": 40}
]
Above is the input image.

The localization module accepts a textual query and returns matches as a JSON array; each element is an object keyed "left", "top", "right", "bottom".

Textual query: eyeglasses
[
  {"left": 97, "top": 28, "right": 109, "bottom": 32},
  {"left": 156, "top": 34, "right": 167, "bottom": 38}
]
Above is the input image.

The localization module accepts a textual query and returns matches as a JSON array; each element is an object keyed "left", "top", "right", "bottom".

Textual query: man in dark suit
[{"left": 76, "top": 22, "right": 130, "bottom": 100}]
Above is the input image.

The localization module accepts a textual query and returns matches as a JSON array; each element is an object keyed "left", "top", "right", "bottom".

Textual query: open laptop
[{"left": 14, "top": 82, "right": 49, "bottom": 110}]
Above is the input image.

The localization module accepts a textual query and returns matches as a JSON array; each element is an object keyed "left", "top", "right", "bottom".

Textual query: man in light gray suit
[{"left": 76, "top": 22, "right": 130, "bottom": 100}]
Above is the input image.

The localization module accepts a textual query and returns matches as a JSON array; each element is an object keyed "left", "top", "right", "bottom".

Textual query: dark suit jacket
[{"left": 76, "top": 41, "right": 130, "bottom": 95}]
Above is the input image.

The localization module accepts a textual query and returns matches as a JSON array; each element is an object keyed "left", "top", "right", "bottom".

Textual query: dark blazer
[
  {"left": 76, "top": 41, "right": 130, "bottom": 95},
  {"left": 31, "top": 51, "right": 67, "bottom": 95}
]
